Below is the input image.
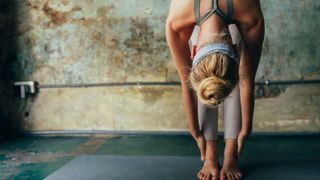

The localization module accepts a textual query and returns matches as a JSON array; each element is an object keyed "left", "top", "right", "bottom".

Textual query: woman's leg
[
  {"left": 197, "top": 100, "right": 220, "bottom": 180},
  {"left": 220, "top": 83, "right": 243, "bottom": 180},
  {"left": 197, "top": 100, "right": 219, "bottom": 140},
  {"left": 223, "top": 83, "right": 241, "bottom": 139}
]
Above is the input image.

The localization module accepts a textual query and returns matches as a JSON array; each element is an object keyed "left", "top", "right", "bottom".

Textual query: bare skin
[
  {"left": 166, "top": 0, "right": 264, "bottom": 179},
  {"left": 220, "top": 139, "right": 242, "bottom": 180},
  {"left": 196, "top": 137, "right": 242, "bottom": 180},
  {"left": 197, "top": 139, "right": 220, "bottom": 180}
]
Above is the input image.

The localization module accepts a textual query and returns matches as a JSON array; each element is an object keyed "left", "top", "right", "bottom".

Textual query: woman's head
[{"left": 189, "top": 52, "right": 238, "bottom": 107}]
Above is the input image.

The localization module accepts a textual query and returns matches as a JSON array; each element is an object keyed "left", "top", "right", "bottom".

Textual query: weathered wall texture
[
  {"left": 0, "top": 0, "right": 319, "bottom": 136},
  {"left": 12, "top": 0, "right": 173, "bottom": 83},
  {"left": 258, "top": 0, "right": 320, "bottom": 80}
]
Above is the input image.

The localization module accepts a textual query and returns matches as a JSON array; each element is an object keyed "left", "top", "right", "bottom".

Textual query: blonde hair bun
[{"left": 197, "top": 76, "right": 231, "bottom": 106}]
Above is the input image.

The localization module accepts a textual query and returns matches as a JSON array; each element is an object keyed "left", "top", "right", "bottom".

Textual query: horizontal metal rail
[
  {"left": 38, "top": 79, "right": 320, "bottom": 89},
  {"left": 255, "top": 79, "right": 320, "bottom": 86},
  {"left": 38, "top": 81, "right": 181, "bottom": 88}
]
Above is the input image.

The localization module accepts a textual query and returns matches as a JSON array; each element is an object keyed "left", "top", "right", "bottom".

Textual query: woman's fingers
[
  {"left": 200, "top": 136, "right": 206, "bottom": 161},
  {"left": 196, "top": 134, "right": 206, "bottom": 161},
  {"left": 237, "top": 131, "right": 249, "bottom": 158},
  {"left": 237, "top": 136, "right": 243, "bottom": 158}
]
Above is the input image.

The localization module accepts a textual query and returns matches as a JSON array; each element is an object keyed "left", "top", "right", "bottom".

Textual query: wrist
[
  {"left": 241, "top": 126, "right": 252, "bottom": 135},
  {"left": 191, "top": 130, "right": 202, "bottom": 139}
]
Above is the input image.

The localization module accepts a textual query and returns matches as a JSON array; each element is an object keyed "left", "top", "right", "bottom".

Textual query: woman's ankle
[
  {"left": 223, "top": 139, "right": 238, "bottom": 159},
  {"left": 204, "top": 140, "right": 219, "bottom": 163}
]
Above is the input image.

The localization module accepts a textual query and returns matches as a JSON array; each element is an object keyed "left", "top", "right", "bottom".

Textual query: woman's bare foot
[
  {"left": 198, "top": 161, "right": 220, "bottom": 180},
  {"left": 220, "top": 139, "right": 242, "bottom": 180},
  {"left": 197, "top": 140, "right": 220, "bottom": 180}
]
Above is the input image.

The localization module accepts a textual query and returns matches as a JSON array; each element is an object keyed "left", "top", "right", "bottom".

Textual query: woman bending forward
[{"left": 166, "top": 0, "right": 264, "bottom": 179}]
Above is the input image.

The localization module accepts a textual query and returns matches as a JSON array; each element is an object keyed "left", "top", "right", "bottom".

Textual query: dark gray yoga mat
[
  {"left": 45, "top": 155, "right": 202, "bottom": 180},
  {"left": 45, "top": 155, "right": 320, "bottom": 180}
]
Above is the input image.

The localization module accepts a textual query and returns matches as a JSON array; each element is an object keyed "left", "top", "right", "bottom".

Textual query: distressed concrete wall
[
  {"left": 258, "top": 0, "right": 320, "bottom": 80},
  {"left": 0, "top": 0, "right": 319, "bottom": 136}
]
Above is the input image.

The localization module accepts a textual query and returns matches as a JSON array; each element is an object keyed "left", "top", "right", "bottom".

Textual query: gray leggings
[
  {"left": 198, "top": 83, "right": 241, "bottom": 140},
  {"left": 196, "top": 25, "right": 242, "bottom": 140}
]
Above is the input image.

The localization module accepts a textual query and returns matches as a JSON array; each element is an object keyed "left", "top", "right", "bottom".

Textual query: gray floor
[{"left": 45, "top": 155, "right": 320, "bottom": 180}]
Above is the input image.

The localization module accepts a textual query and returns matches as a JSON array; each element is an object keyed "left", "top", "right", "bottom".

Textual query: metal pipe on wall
[
  {"left": 38, "top": 79, "right": 320, "bottom": 89},
  {"left": 255, "top": 79, "right": 320, "bottom": 86}
]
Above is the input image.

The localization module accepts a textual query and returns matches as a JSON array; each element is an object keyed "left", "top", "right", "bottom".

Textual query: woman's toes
[
  {"left": 202, "top": 173, "right": 206, "bottom": 180},
  {"left": 201, "top": 172, "right": 205, "bottom": 180},
  {"left": 200, "top": 173, "right": 204, "bottom": 179},
  {"left": 220, "top": 174, "right": 227, "bottom": 180},
  {"left": 204, "top": 173, "right": 210, "bottom": 180},
  {"left": 227, "top": 173, "right": 234, "bottom": 180},
  {"left": 232, "top": 174, "right": 237, "bottom": 180},
  {"left": 211, "top": 173, "right": 218, "bottom": 180},
  {"left": 236, "top": 172, "right": 242, "bottom": 179},
  {"left": 203, "top": 175, "right": 207, "bottom": 180},
  {"left": 211, "top": 175, "right": 218, "bottom": 180},
  {"left": 213, "top": 174, "right": 219, "bottom": 180},
  {"left": 197, "top": 172, "right": 202, "bottom": 179}
]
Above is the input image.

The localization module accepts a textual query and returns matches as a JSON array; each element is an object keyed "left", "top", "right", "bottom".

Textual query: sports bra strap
[
  {"left": 194, "top": 0, "right": 201, "bottom": 24},
  {"left": 194, "top": 0, "right": 234, "bottom": 26},
  {"left": 227, "top": 0, "right": 233, "bottom": 20}
]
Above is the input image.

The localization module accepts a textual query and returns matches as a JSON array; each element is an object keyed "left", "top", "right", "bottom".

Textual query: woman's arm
[
  {"left": 234, "top": 0, "right": 265, "bottom": 156},
  {"left": 166, "top": 0, "right": 209, "bottom": 161},
  {"left": 165, "top": 0, "right": 201, "bottom": 138}
]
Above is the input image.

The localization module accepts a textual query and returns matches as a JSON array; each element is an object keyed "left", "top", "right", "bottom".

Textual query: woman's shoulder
[
  {"left": 166, "top": 0, "right": 196, "bottom": 31},
  {"left": 233, "top": 0, "right": 264, "bottom": 25}
]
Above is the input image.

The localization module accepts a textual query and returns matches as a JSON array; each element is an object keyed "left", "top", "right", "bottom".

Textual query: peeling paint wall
[
  {"left": 259, "top": 0, "right": 320, "bottom": 80},
  {"left": 0, "top": 0, "right": 319, "bottom": 136},
  {"left": 11, "top": 0, "right": 173, "bottom": 83}
]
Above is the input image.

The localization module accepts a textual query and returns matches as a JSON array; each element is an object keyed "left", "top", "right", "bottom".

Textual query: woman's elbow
[{"left": 166, "top": 16, "right": 177, "bottom": 33}]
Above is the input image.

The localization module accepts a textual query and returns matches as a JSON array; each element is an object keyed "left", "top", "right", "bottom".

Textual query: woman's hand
[
  {"left": 194, "top": 131, "right": 206, "bottom": 161},
  {"left": 237, "top": 128, "right": 251, "bottom": 158}
]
